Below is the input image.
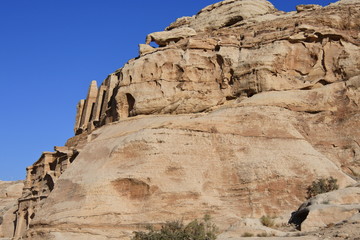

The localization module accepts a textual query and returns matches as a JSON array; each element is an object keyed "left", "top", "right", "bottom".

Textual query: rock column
[{"left": 74, "top": 74, "right": 119, "bottom": 134}]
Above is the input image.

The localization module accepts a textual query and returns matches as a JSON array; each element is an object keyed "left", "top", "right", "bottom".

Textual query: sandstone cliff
[
  {"left": 8, "top": 0, "right": 360, "bottom": 239},
  {"left": 0, "top": 181, "right": 23, "bottom": 238}
]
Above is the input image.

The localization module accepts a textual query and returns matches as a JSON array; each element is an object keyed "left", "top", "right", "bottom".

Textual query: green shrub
[
  {"left": 260, "top": 215, "right": 275, "bottom": 228},
  {"left": 132, "top": 215, "right": 218, "bottom": 240},
  {"left": 306, "top": 177, "right": 339, "bottom": 199},
  {"left": 241, "top": 232, "right": 254, "bottom": 237}
]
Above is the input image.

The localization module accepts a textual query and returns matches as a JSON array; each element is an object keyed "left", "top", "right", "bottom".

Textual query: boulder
[
  {"left": 289, "top": 187, "right": 360, "bottom": 232},
  {"left": 145, "top": 27, "right": 197, "bottom": 46},
  {"left": 296, "top": 5, "right": 322, "bottom": 13}
]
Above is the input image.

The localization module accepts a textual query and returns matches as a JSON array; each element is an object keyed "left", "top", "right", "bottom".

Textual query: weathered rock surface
[
  {"left": 290, "top": 187, "right": 360, "bottom": 231},
  {"left": 166, "top": 0, "right": 277, "bottom": 32},
  {"left": 11, "top": 0, "right": 360, "bottom": 239},
  {"left": 12, "top": 147, "right": 78, "bottom": 239},
  {"left": 73, "top": 0, "right": 360, "bottom": 136},
  {"left": 0, "top": 181, "right": 23, "bottom": 238},
  {"left": 25, "top": 105, "right": 357, "bottom": 239}
]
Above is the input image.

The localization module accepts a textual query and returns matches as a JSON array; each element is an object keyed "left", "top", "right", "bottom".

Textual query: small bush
[
  {"left": 260, "top": 216, "right": 275, "bottom": 228},
  {"left": 132, "top": 215, "right": 218, "bottom": 240},
  {"left": 306, "top": 177, "right": 339, "bottom": 199},
  {"left": 241, "top": 232, "right": 254, "bottom": 237}
]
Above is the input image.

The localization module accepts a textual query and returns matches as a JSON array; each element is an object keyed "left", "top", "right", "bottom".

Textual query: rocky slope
[{"left": 6, "top": 0, "right": 360, "bottom": 239}]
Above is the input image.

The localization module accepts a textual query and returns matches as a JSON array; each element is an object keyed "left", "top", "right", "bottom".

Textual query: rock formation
[
  {"left": 12, "top": 147, "right": 78, "bottom": 239},
  {"left": 0, "top": 181, "right": 23, "bottom": 238},
  {"left": 7, "top": 0, "right": 360, "bottom": 239},
  {"left": 289, "top": 186, "right": 360, "bottom": 232}
]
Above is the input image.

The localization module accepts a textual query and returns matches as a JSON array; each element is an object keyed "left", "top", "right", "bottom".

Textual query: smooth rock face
[
  {"left": 26, "top": 105, "right": 356, "bottom": 239},
  {"left": 0, "top": 181, "right": 23, "bottom": 238},
  {"left": 13, "top": 0, "right": 360, "bottom": 239}
]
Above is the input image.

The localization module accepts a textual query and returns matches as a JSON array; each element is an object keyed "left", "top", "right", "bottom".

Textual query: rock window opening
[
  {"left": 150, "top": 42, "right": 159, "bottom": 48},
  {"left": 49, "top": 161, "right": 57, "bottom": 171},
  {"left": 126, "top": 93, "right": 136, "bottom": 117},
  {"left": 44, "top": 174, "right": 54, "bottom": 192}
]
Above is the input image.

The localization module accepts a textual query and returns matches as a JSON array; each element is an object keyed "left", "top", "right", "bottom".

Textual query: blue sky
[{"left": 0, "top": 0, "right": 337, "bottom": 181}]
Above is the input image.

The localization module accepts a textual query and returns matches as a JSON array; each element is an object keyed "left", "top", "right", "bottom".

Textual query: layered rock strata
[
  {"left": 11, "top": 0, "right": 360, "bottom": 239},
  {"left": 75, "top": 0, "right": 360, "bottom": 137}
]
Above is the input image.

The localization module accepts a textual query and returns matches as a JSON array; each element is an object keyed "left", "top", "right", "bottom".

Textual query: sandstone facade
[
  {"left": 11, "top": 0, "right": 360, "bottom": 239},
  {"left": 74, "top": 74, "right": 117, "bottom": 134},
  {"left": 12, "top": 147, "right": 78, "bottom": 239}
]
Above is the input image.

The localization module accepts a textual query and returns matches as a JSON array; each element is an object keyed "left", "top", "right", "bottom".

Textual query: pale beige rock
[
  {"left": 0, "top": 181, "right": 23, "bottom": 238},
  {"left": 239, "top": 82, "right": 355, "bottom": 113},
  {"left": 74, "top": 74, "right": 118, "bottom": 134},
  {"left": 296, "top": 5, "right": 322, "bottom": 13},
  {"left": 71, "top": 0, "right": 360, "bottom": 136},
  {"left": 12, "top": 148, "right": 78, "bottom": 240},
  {"left": 186, "top": 38, "right": 218, "bottom": 50},
  {"left": 290, "top": 187, "right": 360, "bottom": 232},
  {"left": 74, "top": 80, "right": 99, "bottom": 134},
  {"left": 165, "top": 0, "right": 277, "bottom": 33},
  {"left": 166, "top": 16, "right": 194, "bottom": 30},
  {"left": 113, "top": 47, "right": 226, "bottom": 118},
  {"left": 25, "top": 105, "right": 356, "bottom": 239},
  {"left": 146, "top": 0, "right": 276, "bottom": 47},
  {"left": 138, "top": 44, "right": 156, "bottom": 56},
  {"left": 332, "top": 0, "right": 360, "bottom": 5},
  {"left": 145, "top": 27, "right": 197, "bottom": 47},
  {"left": 74, "top": 99, "right": 85, "bottom": 133},
  {"left": 188, "top": 0, "right": 277, "bottom": 32},
  {"left": 13, "top": 0, "right": 360, "bottom": 239}
]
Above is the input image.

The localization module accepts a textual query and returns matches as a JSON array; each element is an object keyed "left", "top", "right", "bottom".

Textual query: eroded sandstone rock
[
  {"left": 0, "top": 181, "right": 23, "bottom": 238},
  {"left": 12, "top": 147, "right": 78, "bottom": 239},
  {"left": 289, "top": 187, "right": 360, "bottom": 232},
  {"left": 14, "top": 0, "right": 360, "bottom": 239},
  {"left": 296, "top": 4, "right": 322, "bottom": 13},
  {"left": 24, "top": 105, "right": 357, "bottom": 239},
  {"left": 145, "top": 27, "right": 197, "bottom": 47},
  {"left": 73, "top": 0, "right": 360, "bottom": 136},
  {"left": 167, "top": 0, "right": 277, "bottom": 32}
]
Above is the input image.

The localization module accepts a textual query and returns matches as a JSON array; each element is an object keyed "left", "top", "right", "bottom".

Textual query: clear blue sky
[{"left": 0, "top": 0, "right": 337, "bottom": 181}]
